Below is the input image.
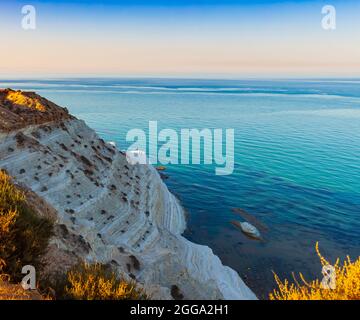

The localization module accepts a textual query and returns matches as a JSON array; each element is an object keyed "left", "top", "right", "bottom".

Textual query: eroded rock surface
[{"left": 0, "top": 90, "right": 256, "bottom": 300}]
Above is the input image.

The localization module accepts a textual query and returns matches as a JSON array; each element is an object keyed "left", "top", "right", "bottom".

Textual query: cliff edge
[{"left": 0, "top": 89, "right": 256, "bottom": 300}]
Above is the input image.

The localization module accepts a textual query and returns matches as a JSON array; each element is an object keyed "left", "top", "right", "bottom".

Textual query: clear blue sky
[
  {"left": 7, "top": 0, "right": 326, "bottom": 5},
  {"left": 1, "top": 0, "right": 359, "bottom": 77}
]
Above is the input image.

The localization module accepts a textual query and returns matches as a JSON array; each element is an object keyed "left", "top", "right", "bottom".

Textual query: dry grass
[
  {"left": 64, "top": 262, "right": 148, "bottom": 300},
  {"left": 270, "top": 242, "right": 360, "bottom": 300},
  {"left": 0, "top": 275, "right": 46, "bottom": 300}
]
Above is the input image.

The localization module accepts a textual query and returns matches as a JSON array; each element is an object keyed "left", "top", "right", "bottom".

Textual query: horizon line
[{"left": 1, "top": 74, "right": 360, "bottom": 81}]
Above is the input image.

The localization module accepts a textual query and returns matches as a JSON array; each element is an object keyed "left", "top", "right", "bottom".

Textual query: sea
[{"left": 1, "top": 78, "right": 359, "bottom": 299}]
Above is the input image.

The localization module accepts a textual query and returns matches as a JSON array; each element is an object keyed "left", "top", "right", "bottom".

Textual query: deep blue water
[{"left": 2, "top": 78, "right": 360, "bottom": 298}]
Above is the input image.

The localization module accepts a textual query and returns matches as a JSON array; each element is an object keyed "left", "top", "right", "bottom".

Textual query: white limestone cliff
[{"left": 0, "top": 116, "right": 256, "bottom": 300}]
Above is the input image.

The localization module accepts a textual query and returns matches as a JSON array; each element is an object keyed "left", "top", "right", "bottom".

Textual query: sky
[{"left": 0, "top": 0, "right": 359, "bottom": 78}]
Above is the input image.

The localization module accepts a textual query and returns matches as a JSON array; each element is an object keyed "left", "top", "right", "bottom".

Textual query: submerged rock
[
  {"left": 231, "top": 221, "right": 262, "bottom": 240},
  {"left": 232, "top": 208, "right": 268, "bottom": 232}
]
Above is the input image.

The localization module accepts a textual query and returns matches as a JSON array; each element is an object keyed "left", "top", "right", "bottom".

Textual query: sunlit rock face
[
  {"left": 0, "top": 90, "right": 256, "bottom": 300},
  {"left": 0, "top": 89, "right": 73, "bottom": 132}
]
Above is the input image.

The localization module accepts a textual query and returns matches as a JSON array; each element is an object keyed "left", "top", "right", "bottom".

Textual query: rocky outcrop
[
  {"left": 0, "top": 90, "right": 256, "bottom": 300},
  {"left": 0, "top": 89, "right": 73, "bottom": 132}
]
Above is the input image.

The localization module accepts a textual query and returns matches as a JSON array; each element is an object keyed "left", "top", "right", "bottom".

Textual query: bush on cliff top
[
  {"left": 0, "top": 170, "right": 53, "bottom": 282},
  {"left": 5, "top": 90, "right": 46, "bottom": 112},
  {"left": 270, "top": 242, "right": 360, "bottom": 300}
]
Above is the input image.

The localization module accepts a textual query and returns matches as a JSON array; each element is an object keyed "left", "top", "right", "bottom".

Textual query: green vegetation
[{"left": 0, "top": 170, "right": 53, "bottom": 282}]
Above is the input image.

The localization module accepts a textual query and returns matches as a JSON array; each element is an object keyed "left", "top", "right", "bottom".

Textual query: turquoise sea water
[{"left": 2, "top": 78, "right": 360, "bottom": 298}]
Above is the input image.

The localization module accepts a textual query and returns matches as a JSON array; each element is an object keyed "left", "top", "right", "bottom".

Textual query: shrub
[
  {"left": 5, "top": 90, "right": 46, "bottom": 112},
  {"left": 270, "top": 242, "right": 360, "bottom": 300},
  {"left": 0, "top": 170, "right": 53, "bottom": 281},
  {"left": 63, "top": 262, "right": 148, "bottom": 300}
]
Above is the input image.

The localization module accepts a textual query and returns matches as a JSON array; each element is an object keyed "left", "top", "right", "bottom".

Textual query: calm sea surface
[{"left": 2, "top": 78, "right": 360, "bottom": 298}]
